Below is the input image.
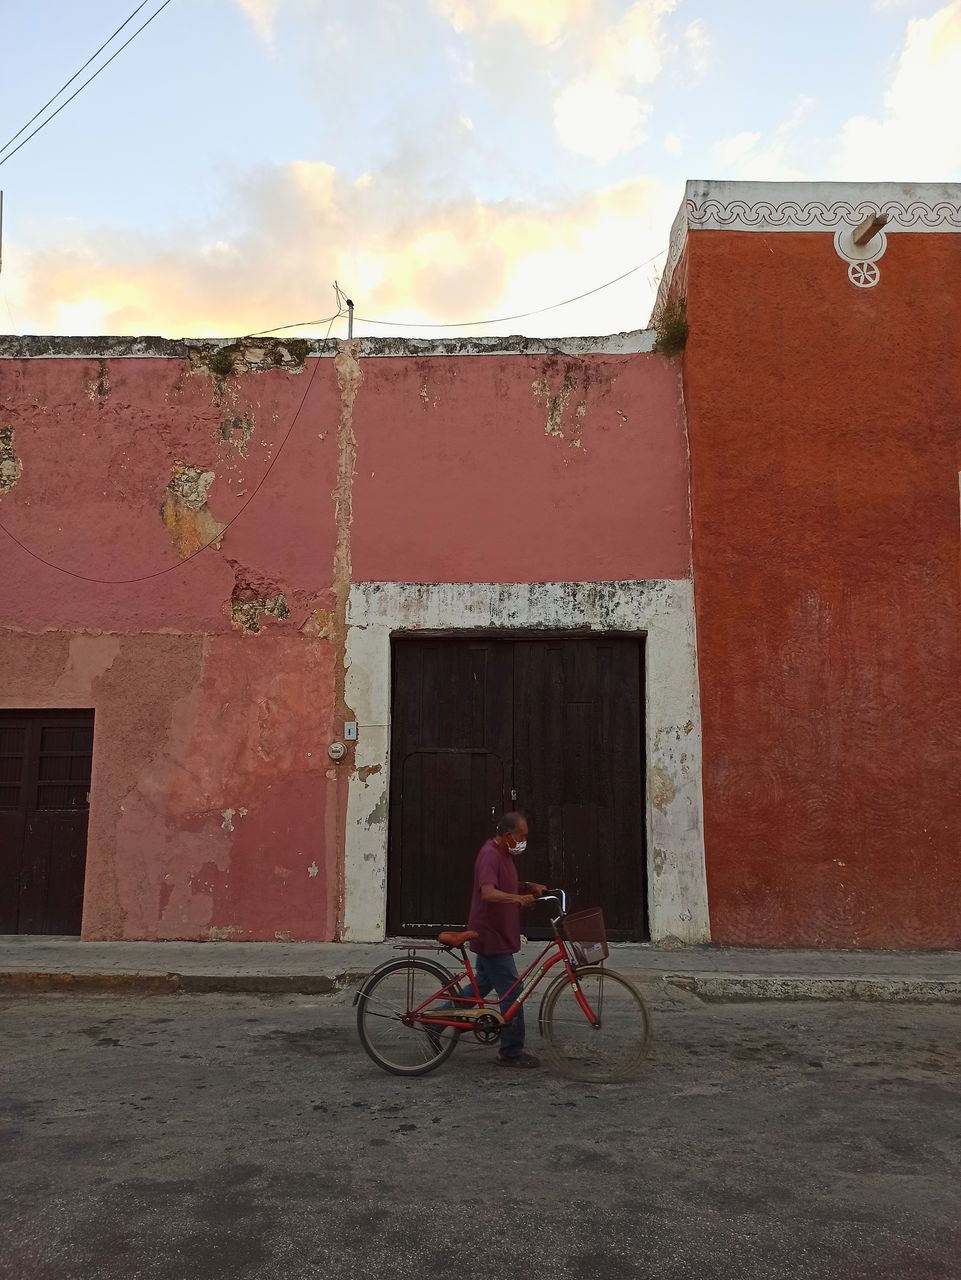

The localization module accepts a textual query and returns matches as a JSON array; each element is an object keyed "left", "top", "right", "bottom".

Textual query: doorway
[
  {"left": 0, "top": 710, "right": 94, "bottom": 934},
  {"left": 387, "top": 636, "right": 646, "bottom": 939}
]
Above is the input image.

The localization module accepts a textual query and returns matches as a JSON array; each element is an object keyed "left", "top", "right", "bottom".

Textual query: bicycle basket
[{"left": 563, "top": 908, "right": 609, "bottom": 966}]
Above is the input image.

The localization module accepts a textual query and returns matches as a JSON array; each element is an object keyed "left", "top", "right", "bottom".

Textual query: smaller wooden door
[{"left": 0, "top": 711, "right": 94, "bottom": 934}]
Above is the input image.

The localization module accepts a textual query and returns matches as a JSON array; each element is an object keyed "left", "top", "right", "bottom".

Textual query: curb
[
  {"left": 3, "top": 969, "right": 961, "bottom": 1002},
  {"left": 664, "top": 974, "right": 961, "bottom": 1004},
  {"left": 0, "top": 970, "right": 369, "bottom": 996}
]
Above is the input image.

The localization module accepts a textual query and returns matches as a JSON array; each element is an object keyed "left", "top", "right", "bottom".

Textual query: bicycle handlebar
[{"left": 536, "top": 889, "right": 567, "bottom": 915}]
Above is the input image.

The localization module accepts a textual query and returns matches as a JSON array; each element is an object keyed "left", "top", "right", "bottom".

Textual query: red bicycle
[{"left": 355, "top": 891, "right": 652, "bottom": 1082}]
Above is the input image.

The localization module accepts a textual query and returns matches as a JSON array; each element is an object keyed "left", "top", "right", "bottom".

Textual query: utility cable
[
  {"left": 0, "top": 0, "right": 156, "bottom": 163},
  {"left": 0, "top": 0, "right": 175, "bottom": 170},
  {"left": 245, "top": 312, "right": 341, "bottom": 338},
  {"left": 0, "top": 313, "right": 340, "bottom": 583},
  {"left": 248, "top": 248, "right": 667, "bottom": 336}
]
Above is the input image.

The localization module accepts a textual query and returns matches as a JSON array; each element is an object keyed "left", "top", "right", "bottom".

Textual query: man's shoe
[{"left": 497, "top": 1051, "right": 540, "bottom": 1069}]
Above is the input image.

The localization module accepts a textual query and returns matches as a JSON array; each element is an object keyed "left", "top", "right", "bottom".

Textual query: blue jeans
[{"left": 468, "top": 953, "right": 526, "bottom": 1059}]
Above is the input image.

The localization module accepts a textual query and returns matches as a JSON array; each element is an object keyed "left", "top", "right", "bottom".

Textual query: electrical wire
[
  {"left": 245, "top": 312, "right": 341, "bottom": 338},
  {"left": 0, "top": 0, "right": 175, "bottom": 171},
  {"left": 0, "top": 0, "right": 156, "bottom": 163},
  {"left": 251, "top": 249, "right": 667, "bottom": 335},
  {"left": 0, "top": 313, "right": 340, "bottom": 583},
  {"left": 354, "top": 251, "right": 667, "bottom": 328}
]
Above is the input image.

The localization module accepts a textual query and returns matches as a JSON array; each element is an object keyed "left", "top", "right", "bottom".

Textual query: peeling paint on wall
[
  {"left": 220, "top": 411, "right": 255, "bottom": 456},
  {"left": 221, "top": 806, "right": 249, "bottom": 832},
  {"left": 161, "top": 463, "right": 226, "bottom": 557},
  {"left": 0, "top": 426, "right": 22, "bottom": 494},
  {"left": 228, "top": 566, "right": 291, "bottom": 634},
  {"left": 649, "top": 766, "right": 676, "bottom": 812},
  {"left": 188, "top": 337, "right": 310, "bottom": 378}
]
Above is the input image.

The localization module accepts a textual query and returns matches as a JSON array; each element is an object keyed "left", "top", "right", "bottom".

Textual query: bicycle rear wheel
[
  {"left": 356, "top": 956, "right": 459, "bottom": 1077},
  {"left": 540, "top": 966, "right": 652, "bottom": 1083}
]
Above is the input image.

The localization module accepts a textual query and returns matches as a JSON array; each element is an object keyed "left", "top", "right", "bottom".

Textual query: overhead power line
[
  {"left": 0, "top": 0, "right": 155, "bottom": 163},
  {"left": 0, "top": 314, "right": 340, "bottom": 583},
  {"left": 247, "top": 248, "right": 668, "bottom": 336},
  {"left": 0, "top": 0, "right": 175, "bottom": 171},
  {"left": 246, "top": 312, "right": 342, "bottom": 338}
]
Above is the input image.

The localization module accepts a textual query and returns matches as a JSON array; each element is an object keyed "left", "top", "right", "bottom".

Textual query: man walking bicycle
[{"left": 465, "top": 812, "right": 545, "bottom": 1068}]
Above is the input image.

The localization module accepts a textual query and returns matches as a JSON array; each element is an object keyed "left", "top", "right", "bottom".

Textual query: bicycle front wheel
[
  {"left": 540, "top": 966, "right": 652, "bottom": 1083},
  {"left": 356, "top": 957, "right": 459, "bottom": 1077}
]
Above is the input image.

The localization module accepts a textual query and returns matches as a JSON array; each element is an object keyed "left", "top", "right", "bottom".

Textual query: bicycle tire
[
  {"left": 539, "top": 966, "right": 652, "bottom": 1083},
  {"left": 356, "top": 956, "right": 459, "bottom": 1077}
]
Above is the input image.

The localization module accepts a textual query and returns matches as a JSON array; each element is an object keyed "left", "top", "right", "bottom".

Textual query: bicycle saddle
[{"left": 437, "top": 929, "right": 479, "bottom": 947}]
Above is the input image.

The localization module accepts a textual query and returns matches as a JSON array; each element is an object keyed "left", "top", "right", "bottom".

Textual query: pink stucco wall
[
  {"left": 351, "top": 353, "right": 690, "bottom": 583},
  {"left": 0, "top": 337, "right": 689, "bottom": 939}
]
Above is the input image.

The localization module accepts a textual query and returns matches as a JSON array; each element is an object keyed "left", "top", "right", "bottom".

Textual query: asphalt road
[{"left": 1, "top": 990, "right": 959, "bottom": 1280}]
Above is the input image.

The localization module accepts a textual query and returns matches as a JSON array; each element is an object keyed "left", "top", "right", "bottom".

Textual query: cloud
[
  {"left": 7, "top": 156, "right": 676, "bottom": 339},
  {"left": 712, "top": 98, "right": 814, "bottom": 180},
  {"left": 433, "top": 0, "right": 677, "bottom": 164},
  {"left": 684, "top": 19, "right": 711, "bottom": 75},
  {"left": 553, "top": 80, "right": 652, "bottom": 164},
  {"left": 236, "top": 0, "right": 281, "bottom": 43},
  {"left": 431, "top": 0, "right": 593, "bottom": 46},
  {"left": 835, "top": 1, "right": 961, "bottom": 177}
]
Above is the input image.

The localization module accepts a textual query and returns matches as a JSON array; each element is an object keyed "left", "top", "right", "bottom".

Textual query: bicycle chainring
[{"left": 472, "top": 1014, "right": 502, "bottom": 1044}]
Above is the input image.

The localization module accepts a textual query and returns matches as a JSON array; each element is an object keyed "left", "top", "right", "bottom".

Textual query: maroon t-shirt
[{"left": 467, "top": 837, "right": 520, "bottom": 955}]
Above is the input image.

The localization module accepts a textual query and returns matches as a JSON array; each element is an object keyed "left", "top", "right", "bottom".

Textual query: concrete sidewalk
[{"left": 2, "top": 934, "right": 960, "bottom": 1002}]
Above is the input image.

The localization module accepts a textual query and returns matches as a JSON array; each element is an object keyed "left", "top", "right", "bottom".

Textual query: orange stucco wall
[{"left": 684, "top": 229, "right": 961, "bottom": 947}]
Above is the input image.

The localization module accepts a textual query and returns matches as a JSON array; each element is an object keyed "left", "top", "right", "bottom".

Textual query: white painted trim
[
  {"left": 653, "top": 179, "right": 961, "bottom": 321},
  {"left": 342, "top": 580, "right": 709, "bottom": 946}
]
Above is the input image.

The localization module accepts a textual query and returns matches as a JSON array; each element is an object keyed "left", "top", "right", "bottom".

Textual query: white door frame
[{"left": 341, "top": 580, "right": 709, "bottom": 944}]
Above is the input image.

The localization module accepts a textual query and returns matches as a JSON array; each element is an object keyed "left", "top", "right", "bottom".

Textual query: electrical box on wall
[{"left": 344, "top": 721, "right": 358, "bottom": 741}]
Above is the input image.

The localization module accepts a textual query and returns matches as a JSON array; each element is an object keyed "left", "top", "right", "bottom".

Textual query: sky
[{"left": 0, "top": 0, "right": 960, "bottom": 340}]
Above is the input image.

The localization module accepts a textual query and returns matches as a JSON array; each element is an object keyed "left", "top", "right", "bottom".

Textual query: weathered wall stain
[
  {"left": 85, "top": 360, "right": 110, "bottom": 401},
  {"left": 532, "top": 358, "right": 608, "bottom": 448},
  {"left": 161, "top": 463, "right": 226, "bottom": 558},
  {"left": 0, "top": 426, "right": 22, "bottom": 493},
  {"left": 649, "top": 767, "right": 676, "bottom": 813},
  {"left": 300, "top": 607, "right": 333, "bottom": 638},
  {"left": 331, "top": 339, "right": 363, "bottom": 691}
]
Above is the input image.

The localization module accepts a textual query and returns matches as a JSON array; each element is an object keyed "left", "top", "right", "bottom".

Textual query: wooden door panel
[
  {"left": 0, "top": 720, "right": 29, "bottom": 932},
  {"left": 388, "top": 637, "right": 647, "bottom": 942},
  {"left": 512, "top": 638, "right": 646, "bottom": 940},
  {"left": 397, "top": 750, "right": 505, "bottom": 931},
  {"left": 0, "top": 711, "right": 93, "bottom": 934},
  {"left": 388, "top": 640, "right": 512, "bottom": 935}
]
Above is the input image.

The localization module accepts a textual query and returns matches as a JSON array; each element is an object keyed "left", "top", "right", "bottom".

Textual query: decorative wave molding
[
  {"left": 686, "top": 195, "right": 961, "bottom": 233},
  {"left": 651, "top": 186, "right": 961, "bottom": 316}
]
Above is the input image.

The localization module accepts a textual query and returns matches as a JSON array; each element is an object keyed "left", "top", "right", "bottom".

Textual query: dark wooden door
[
  {"left": 0, "top": 711, "right": 94, "bottom": 934},
  {"left": 387, "top": 637, "right": 646, "bottom": 940}
]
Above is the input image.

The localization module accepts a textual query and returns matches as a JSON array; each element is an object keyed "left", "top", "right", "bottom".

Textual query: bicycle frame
[{"left": 403, "top": 899, "right": 601, "bottom": 1033}]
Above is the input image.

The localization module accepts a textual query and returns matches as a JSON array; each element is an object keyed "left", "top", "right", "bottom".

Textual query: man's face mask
[{"left": 510, "top": 837, "right": 527, "bottom": 855}]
